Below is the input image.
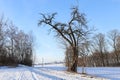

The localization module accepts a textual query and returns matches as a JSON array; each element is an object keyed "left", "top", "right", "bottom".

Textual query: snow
[
  {"left": 78, "top": 67, "right": 120, "bottom": 80},
  {"left": 34, "top": 63, "right": 65, "bottom": 67},
  {"left": 0, "top": 65, "right": 107, "bottom": 80},
  {"left": 35, "top": 64, "right": 120, "bottom": 80}
]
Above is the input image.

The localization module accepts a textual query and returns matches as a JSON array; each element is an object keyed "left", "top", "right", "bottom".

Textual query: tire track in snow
[
  {"left": 29, "top": 67, "right": 63, "bottom": 80},
  {"left": 31, "top": 72, "right": 39, "bottom": 80},
  {"left": 18, "top": 71, "right": 23, "bottom": 80}
]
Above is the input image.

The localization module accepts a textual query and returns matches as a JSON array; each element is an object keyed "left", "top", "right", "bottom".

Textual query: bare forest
[{"left": 0, "top": 16, "right": 34, "bottom": 66}]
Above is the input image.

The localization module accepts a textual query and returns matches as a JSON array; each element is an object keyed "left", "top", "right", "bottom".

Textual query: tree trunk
[
  {"left": 116, "top": 53, "right": 119, "bottom": 64},
  {"left": 70, "top": 47, "right": 78, "bottom": 72},
  {"left": 106, "top": 54, "right": 109, "bottom": 66}
]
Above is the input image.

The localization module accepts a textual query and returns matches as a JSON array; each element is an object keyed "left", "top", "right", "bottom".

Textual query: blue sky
[{"left": 0, "top": 0, "right": 120, "bottom": 63}]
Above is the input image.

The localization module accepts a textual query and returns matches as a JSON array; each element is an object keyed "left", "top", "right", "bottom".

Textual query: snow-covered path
[
  {"left": 0, "top": 66, "right": 107, "bottom": 80},
  {"left": 0, "top": 67, "right": 50, "bottom": 80}
]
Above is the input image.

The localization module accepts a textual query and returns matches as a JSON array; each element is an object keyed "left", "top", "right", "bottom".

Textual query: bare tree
[
  {"left": 14, "top": 30, "right": 34, "bottom": 66},
  {"left": 79, "top": 40, "right": 90, "bottom": 73},
  {"left": 38, "top": 7, "right": 90, "bottom": 72},
  {"left": 92, "top": 33, "right": 108, "bottom": 66},
  {"left": 108, "top": 30, "right": 120, "bottom": 64}
]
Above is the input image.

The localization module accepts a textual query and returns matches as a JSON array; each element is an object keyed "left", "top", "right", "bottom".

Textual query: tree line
[
  {"left": 0, "top": 16, "right": 34, "bottom": 66},
  {"left": 78, "top": 30, "right": 120, "bottom": 67}
]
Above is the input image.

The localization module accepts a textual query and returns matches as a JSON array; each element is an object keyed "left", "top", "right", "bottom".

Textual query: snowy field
[
  {"left": 78, "top": 67, "right": 120, "bottom": 80},
  {"left": 35, "top": 64, "right": 120, "bottom": 80},
  {"left": 0, "top": 64, "right": 119, "bottom": 80},
  {"left": 0, "top": 65, "right": 104, "bottom": 80}
]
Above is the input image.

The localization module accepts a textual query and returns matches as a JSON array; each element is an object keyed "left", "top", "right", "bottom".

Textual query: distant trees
[
  {"left": 78, "top": 29, "right": 120, "bottom": 67},
  {"left": 0, "top": 16, "right": 34, "bottom": 66},
  {"left": 78, "top": 40, "right": 91, "bottom": 73},
  {"left": 38, "top": 7, "right": 90, "bottom": 72},
  {"left": 92, "top": 33, "right": 108, "bottom": 66},
  {"left": 65, "top": 46, "right": 73, "bottom": 71},
  {"left": 108, "top": 30, "right": 120, "bottom": 64}
]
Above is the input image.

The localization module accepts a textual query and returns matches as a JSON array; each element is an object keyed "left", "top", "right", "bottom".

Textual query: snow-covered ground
[
  {"left": 78, "top": 67, "right": 120, "bottom": 80},
  {"left": 35, "top": 64, "right": 120, "bottom": 80},
  {"left": 0, "top": 64, "right": 107, "bottom": 80},
  {"left": 0, "top": 64, "right": 119, "bottom": 80}
]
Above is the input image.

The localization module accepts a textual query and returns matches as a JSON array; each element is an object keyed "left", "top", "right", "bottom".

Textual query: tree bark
[{"left": 70, "top": 46, "right": 78, "bottom": 72}]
